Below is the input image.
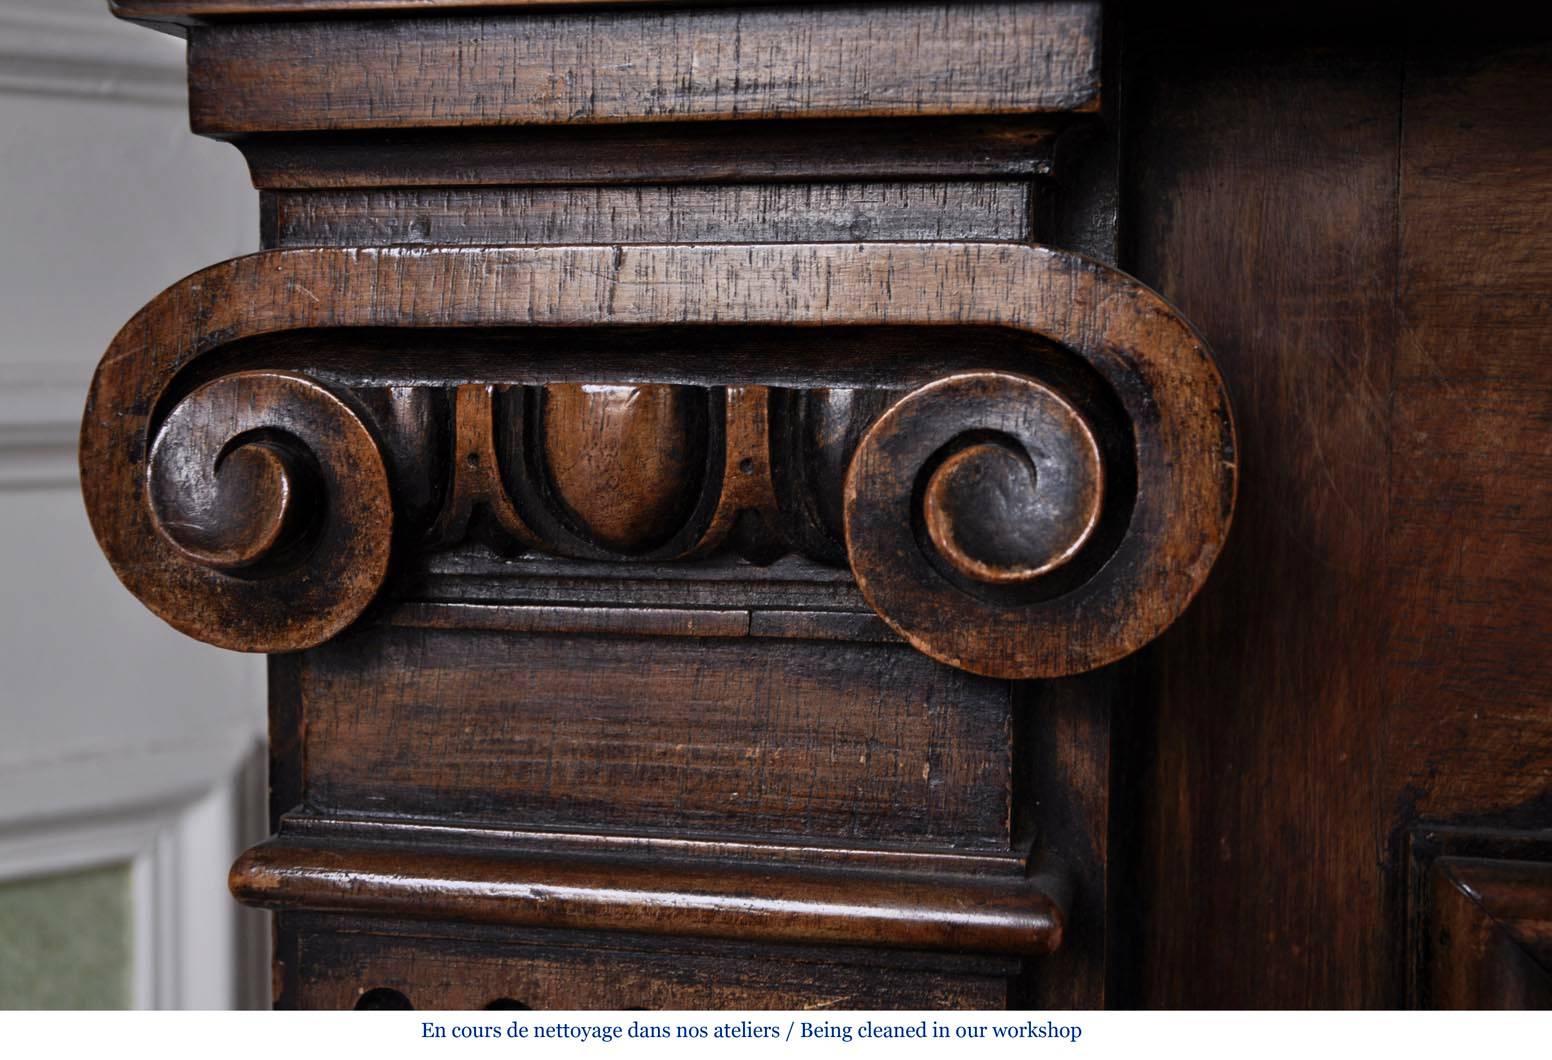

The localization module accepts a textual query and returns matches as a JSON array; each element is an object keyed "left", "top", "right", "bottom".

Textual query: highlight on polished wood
[
  {"left": 70, "top": 0, "right": 1274, "bottom": 1012},
  {"left": 81, "top": 242, "right": 1235, "bottom": 674}
]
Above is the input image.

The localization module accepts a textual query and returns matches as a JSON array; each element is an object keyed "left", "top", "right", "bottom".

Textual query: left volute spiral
[{"left": 84, "top": 369, "right": 392, "bottom": 653}]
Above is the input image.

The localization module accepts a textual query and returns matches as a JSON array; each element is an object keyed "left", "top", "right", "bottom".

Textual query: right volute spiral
[{"left": 844, "top": 287, "right": 1237, "bottom": 681}]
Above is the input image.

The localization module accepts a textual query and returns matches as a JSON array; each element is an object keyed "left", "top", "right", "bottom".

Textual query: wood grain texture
[
  {"left": 91, "top": 368, "right": 394, "bottom": 652},
  {"left": 232, "top": 838, "right": 1064, "bottom": 956},
  {"left": 1121, "top": 34, "right": 1400, "bottom": 1007},
  {"left": 1124, "top": 19, "right": 1552, "bottom": 1009},
  {"left": 1384, "top": 40, "right": 1552, "bottom": 826},
  {"left": 83, "top": 0, "right": 1200, "bottom": 1013},
  {"left": 1407, "top": 829, "right": 1552, "bottom": 1008},
  {"left": 279, "top": 815, "right": 1032, "bottom": 877},
  {"left": 187, "top": 4, "right": 1101, "bottom": 134},
  {"left": 299, "top": 630, "right": 1013, "bottom": 847},
  {"left": 266, "top": 183, "right": 1033, "bottom": 247},
  {"left": 689, "top": 385, "right": 783, "bottom": 562},
  {"left": 1425, "top": 858, "right": 1552, "bottom": 1009},
  {"left": 847, "top": 371, "right": 1118, "bottom": 678},
  {"left": 286, "top": 917, "right": 1014, "bottom": 1010},
  {"left": 426, "top": 383, "right": 541, "bottom": 550},
  {"left": 117, "top": 0, "right": 764, "bottom": 13},
  {"left": 242, "top": 119, "right": 1060, "bottom": 191},
  {"left": 81, "top": 242, "right": 1233, "bottom": 671},
  {"left": 540, "top": 383, "right": 707, "bottom": 554}
]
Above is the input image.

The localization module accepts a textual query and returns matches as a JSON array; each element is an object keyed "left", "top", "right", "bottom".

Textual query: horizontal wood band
[
  {"left": 266, "top": 182, "right": 1032, "bottom": 248},
  {"left": 115, "top": 0, "right": 829, "bottom": 25},
  {"left": 230, "top": 838, "right": 1065, "bottom": 956},
  {"left": 187, "top": 3, "right": 1101, "bottom": 134},
  {"left": 387, "top": 602, "right": 897, "bottom": 643},
  {"left": 241, "top": 118, "right": 1060, "bottom": 190},
  {"left": 390, "top": 602, "right": 750, "bottom": 639},
  {"left": 301, "top": 630, "right": 1013, "bottom": 847},
  {"left": 278, "top": 815, "right": 1034, "bottom": 878}
]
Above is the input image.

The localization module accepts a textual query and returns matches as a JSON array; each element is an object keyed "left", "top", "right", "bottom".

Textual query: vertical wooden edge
[
  {"left": 1010, "top": 667, "right": 1118, "bottom": 1008},
  {"left": 266, "top": 653, "right": 304, "bottom": 835}
]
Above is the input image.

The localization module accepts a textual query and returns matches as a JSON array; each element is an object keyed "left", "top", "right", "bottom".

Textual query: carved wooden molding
[
  {"left": 1426, "top": 857, "right": 1552, "bottom": 1008},
  {"left": 183, "top": 3, "right": 1100, "bottom": 134},
  {"left": 1409, "top": 828, "right": 1552, "bottom": 1008},
  {"left": 231, "top": 833, "right": 1065, "bottom": 958},
  {"left": 81, "top": 241, "right": 1236, "bottom": 674}
]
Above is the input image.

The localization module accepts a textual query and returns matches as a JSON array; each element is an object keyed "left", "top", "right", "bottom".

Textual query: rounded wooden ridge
[
  {"left": 86, "top": 369, "right": 391, "bottom": 653},
  {"left": 231, "top": 837, "right": 1064, "bottom": 958},
  {"left": 848, "top": 371, "right": 1233, "bottom": 678},
  {"left": 80, "top": 241, "right": 1233, "bottom": 662}
]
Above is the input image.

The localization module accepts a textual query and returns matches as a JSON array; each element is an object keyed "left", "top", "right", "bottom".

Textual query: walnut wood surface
[
  {"left": 1419, "top": 854, "right": 1552, "bottom": 1009},
  {"left": 75, "top": 0, "right": 1362, "bottom": 1013},
  {"left": 241, "top": 119, "right": 1060, "bottom": 191},
  {"left": 299, "top": 631, "right": 1013, "bottom": 846},
  {"left": 118, "top": 0, "right": 755, "bottom": 11},
  {"left": 100, "top": 368, "right": 393, "bottom": 651},
  {"left": 186, "top": 4, "right": 1100, "bottom": 134},
  {"left": 847, "top": 371, "right": 1115, "bottom": 676},
  {"left": 231, "top": 837, "right": 1065, "bottom": 956},
  {"left": 540, "top": 384, "right": 707, "bottom": 555},
  {"left": 266, "top": 183, "right": 1034, "bottom": 247},
  {"left": 426, "top": 384, "right": 540, "bottom": 550},
  {"left": 81, "top": 242, "right": 1234, "bottom": 674},
  {"left": 286, "top": 916, "right": 1016, "bottom": 1010},
  {"left": 1122, "top": 13, "right": 1552, "bottom": 1008}
]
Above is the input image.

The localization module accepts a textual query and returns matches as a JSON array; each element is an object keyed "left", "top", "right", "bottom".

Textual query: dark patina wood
[
  {"left": 1119, "top": 7, "right": 1552, "bottom": 1009},
  {"left": 156, "top": 0, "right": 1552, "bottom": 1014}
]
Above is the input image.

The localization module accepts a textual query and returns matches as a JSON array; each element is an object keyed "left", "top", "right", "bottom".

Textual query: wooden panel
[
  {"left": 1126, "top": 20, "right": 1552, "bottom": 1009},
  {"left": 266, "top": 183, "right": 1032, "bottom": 247},
  {"left": 286, "top": 918, "right": 1011, "bottom": 1010},
  {"left": 1385, "top": 41, "right": 1552, "bottom": 823},
  {"left": 1424, "top": 856, "right": 1552, "bottom": 1009},
  {"left": 187, "top": 3, "right": 1101, "bottom": 134},
  {"left": 300, "top": 630, "right": 1013, "bottom": 848},
  {"left": 1122, "top": 36, "right": 1400, "bottom": 1006}
]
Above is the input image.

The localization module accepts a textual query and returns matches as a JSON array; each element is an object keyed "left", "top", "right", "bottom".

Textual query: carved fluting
[
  {"left": 427, "top": 383, "right": 540, "bottom": 550},
  {"left": 354, "top": 385, "right": 450, "bottom": 542},
  {"left": 420, "top": 380, "right": 804, "bottom": 565},
  {"left": 771, "top": 387, "right": 901, "bottom": 565},
  {"left": 110, "top": 370, "right": 391, "bottom": 652},
  {"left": 389, "top": 376, "right": 1115, "bottom": 588},
  {"left": 687, "top": 385, "right": 784, "bottom": 561}
]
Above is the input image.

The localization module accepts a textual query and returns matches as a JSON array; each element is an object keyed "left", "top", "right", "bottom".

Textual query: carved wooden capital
[{"left": 81, "top": 242, "right": 1235, "bottom": 674}]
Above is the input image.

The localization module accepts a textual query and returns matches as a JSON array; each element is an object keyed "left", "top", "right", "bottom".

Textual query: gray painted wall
[{"left": 0, "top": 0, "right": 268, "bottom": 1009}]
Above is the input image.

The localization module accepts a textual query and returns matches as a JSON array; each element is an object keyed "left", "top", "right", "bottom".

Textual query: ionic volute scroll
[
  {"left": 100, "top": 369, "right": 395, "bottom": 653},
  {"left": 80, "top": 242, "right": 1235, "bottom": 675}
]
